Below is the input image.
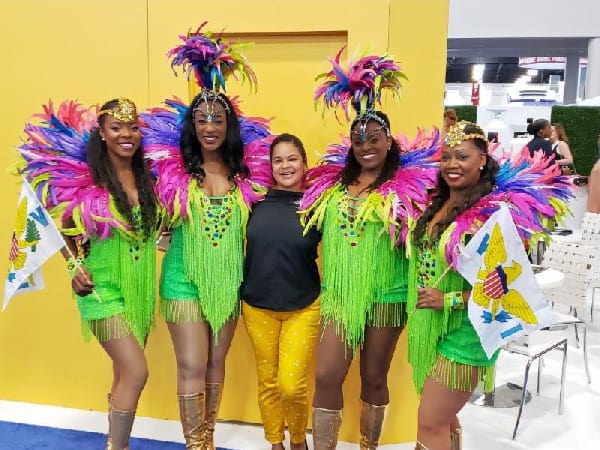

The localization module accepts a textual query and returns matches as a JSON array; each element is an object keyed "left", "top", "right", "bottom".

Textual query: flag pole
[
  {"left": 62, "top": 243, "right": 103, "bottom": 304},
  {"left": 407, "top": 262, "right": 454, "bottom": 321}
]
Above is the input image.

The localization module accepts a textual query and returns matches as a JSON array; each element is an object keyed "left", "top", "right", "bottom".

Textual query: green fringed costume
[
  {"left": 160, "top": 186, "right": 248, "bottom": 333},
  {"left": 307, "top": 184, "right": 408, "bottom": 350},
  {"left": 74, "top": 206, "right": 158, "bottom": 347},
  {"left": 407, "top": 226, "right": 497, "bottom": 395}
]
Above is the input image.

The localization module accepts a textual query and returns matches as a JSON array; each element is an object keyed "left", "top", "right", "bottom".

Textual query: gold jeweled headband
[
  {"left": 444, "top": 120, "right": 487, "bottom": 148},
  {"left": 97, "top": 98, "right": 138, "bottom": 123}
]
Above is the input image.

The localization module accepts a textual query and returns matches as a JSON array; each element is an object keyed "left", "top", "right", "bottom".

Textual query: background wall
[
  {"left": 448, "top": 0, "right": 600, "bottom": 39},
  {"left": 0, "top": 0, "right": 448, "bottom": 443}
]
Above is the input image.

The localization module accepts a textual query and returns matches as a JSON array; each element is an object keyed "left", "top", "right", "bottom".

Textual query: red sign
[{"left": 471, "top": 81, "right": 480, "bottom": 106}]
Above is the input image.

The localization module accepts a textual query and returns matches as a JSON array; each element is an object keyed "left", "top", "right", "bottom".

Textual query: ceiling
[{"left": 446, "top": 37, "right": 589, "bottom": 83}]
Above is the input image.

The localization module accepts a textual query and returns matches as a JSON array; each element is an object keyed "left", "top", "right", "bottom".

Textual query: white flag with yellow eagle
[
  {"left": 3, "top": 180, "right": 65, "bottom": 311},
  {"left": 456, "top": 203, "right": 554, "bottom": 358}
]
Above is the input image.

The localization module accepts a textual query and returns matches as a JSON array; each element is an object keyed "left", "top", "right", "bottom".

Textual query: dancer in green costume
[
  {"left": 141, "top": 24, "right": 271, "bottom": 449},
  {"left": 19, "top": 98, "right": 161, "bottom": 450},
  {"left": 408, "top": 122, "right": 572, "bottom": 450},
  {"left": 299, "top": 49, "right": 439, "bottom": 449}
]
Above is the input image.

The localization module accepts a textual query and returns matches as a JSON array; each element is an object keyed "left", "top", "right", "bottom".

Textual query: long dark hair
[
  {"left": 413, "top": 124, "right": 499, "bottom": 242},
  {"left": 180, "top": 91, "right": 248, "bottom": 182},
  {"left": 340, "top": 111, "right": 400, "bottom": 190},
  {"left": 87, "top": 99, "right": 158, "bottom": 238},
  {"left": 527, "top": 118, "right": 550, "bottom": 137}
]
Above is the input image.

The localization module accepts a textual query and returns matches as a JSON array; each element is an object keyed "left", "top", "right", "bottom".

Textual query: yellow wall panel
[{"left": 0, "top": 0, "right": 448, "bottom": 444}]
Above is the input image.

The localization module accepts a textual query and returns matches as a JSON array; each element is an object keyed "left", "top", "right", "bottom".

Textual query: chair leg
[
  {"left": 536, "top": 357, "right": 542, "bottom": 396},
  {"left": 512, "top": 359, "right": 533, "bottom": 440},
  {"left": 591, "top": 288, "right": 596, "bottom": 323},
  {"left": 582, "top": 325, "right": 592, "bottom": 384},
  {"left": 558, "top": 341, "right": 568, "bottom": 415},
  {"left": 574, "top": 323, "right": 580, "bottom": 348}
]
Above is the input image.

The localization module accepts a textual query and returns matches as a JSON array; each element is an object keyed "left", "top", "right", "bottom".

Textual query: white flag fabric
[
  {"left": 456, "top": 203, "right": 554, "bottom": 357},
  {"left": 3, "top": 180, "right": 65, "bottom": 310}
]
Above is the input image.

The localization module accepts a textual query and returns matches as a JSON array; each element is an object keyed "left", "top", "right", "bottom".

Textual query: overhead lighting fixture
[
  {"left": 472, "top": 64, "right": 485, "bottom": 82},
  {"left": 527, "top": 69, "right": 538, "bottom": 76}
]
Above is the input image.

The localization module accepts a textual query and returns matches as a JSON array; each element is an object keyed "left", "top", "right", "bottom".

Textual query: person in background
[
  {"left": 443, "top": 109, "right": 457, "bottom": 136},
  {"left": 550, "top": 123, "right": 574, "bottom": 166},
  {"left": 242, "top": 134, "right": 320, "bottom": 450},
  {"left": 588, "top": 157, "right": 600, "bottom": 214},
  {"left": 526, "top": 118, "right": 553, "bottom": 159}
]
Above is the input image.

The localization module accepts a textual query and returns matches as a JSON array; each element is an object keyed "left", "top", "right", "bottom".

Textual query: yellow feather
[
  {"left": 15, "top": 197, "right": 28, "bottom": 236},
  {"left": 502, "top": 290, "right": 538, "bottom": 324},
  {"left": 472, "top": 282, "right": 491, "bottom": 308},
  {"left": 483, "top": 223, "right": 506, "bottom": 269}
]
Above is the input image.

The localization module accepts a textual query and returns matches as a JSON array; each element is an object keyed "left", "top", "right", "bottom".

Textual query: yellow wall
[{"left": 0, "top": 0, "right": 448, "bottom": 444}]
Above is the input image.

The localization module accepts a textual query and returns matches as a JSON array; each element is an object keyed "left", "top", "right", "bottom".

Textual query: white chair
[
  {"left": 541, "top": 241, "right": 596, "bottom": 384},
  {"left": 502, "top": 330, "right": 568, "bottom": 439},
  {"left": 578, "top": 212, "right": 600, "bottom": 321}
]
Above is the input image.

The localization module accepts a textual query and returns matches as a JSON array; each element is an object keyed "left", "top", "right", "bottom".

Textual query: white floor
[{"left": 1, "top": 304, "right": 599, "bottom": 449}]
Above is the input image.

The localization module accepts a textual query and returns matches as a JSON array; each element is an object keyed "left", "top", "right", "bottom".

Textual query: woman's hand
[
  {"left": 71, "top": 265, "right": 95, "bottom": 296},
  {"left": 416, "top": 287, "right": 444, "bottom": 310}
]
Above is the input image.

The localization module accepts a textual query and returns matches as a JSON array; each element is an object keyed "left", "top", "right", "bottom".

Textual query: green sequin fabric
[{"left": 77, "top": 206, "right": 156, "bottom": 346}]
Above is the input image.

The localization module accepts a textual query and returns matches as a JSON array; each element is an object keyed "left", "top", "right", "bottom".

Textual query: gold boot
[
  {"left": 414, "top": 441, "right": 429, "bottom": 450},
  {"left": 311, "top": 407, "right": 342, "bottom": 450},
  {"left": 202, "top": 383, "right": 223, "bottom": 450},
  {"left": 178, "top": 392, "right": 206, "bottom": 450},
  {"left": 359, "top": 401, "right": 386, "bottom": 449},
  {"left": 450, "top": 426, "right": 462, "bottom": 450},
  {"left": 106, "top": 408, "right": 135, "bottom": 450}
]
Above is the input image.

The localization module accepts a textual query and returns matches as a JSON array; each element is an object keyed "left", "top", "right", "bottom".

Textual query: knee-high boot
[
  {"left": 359, "top": 401, "right": 386, "bottom": 449},
  {"left": 178, "top": 392, "right": 206, "bottom": 449},
  {"left": 312, "top": 407, "right": 342, "bottom": 450},
  {"left": 450, "top": 426, "right": 462, "bottom": 450},
  {"left": 106, "top": 408, "right": 135, "bottom": 450},
  {"left": 202, "top": 383, "right": 223, "bottom": 450}
]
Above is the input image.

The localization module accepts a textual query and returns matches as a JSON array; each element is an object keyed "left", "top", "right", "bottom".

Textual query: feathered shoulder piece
[
  {"left": 314, "top": 46, "right": 407, "bottom": 122},
  {"left": 441, "top": 152, "right": 574, "bottom": 268},
  {"left": 141, "top": 97, "right": 273, "bottom": 227},
  {"left": 168, "top": 21, "right": 256, "bottom": 92},
  {"left": 16, "top": 100, "right": 140, "bottom": 240},
  {"left": 299, "top": 129, "right": 441, "bottom": 245}
]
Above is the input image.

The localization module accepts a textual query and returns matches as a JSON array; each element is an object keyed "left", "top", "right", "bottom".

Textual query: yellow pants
[{"left": 242, "top": 300, "right": 320, "bottom": 444}]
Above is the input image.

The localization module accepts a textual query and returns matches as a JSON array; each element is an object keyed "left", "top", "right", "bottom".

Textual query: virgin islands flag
[
  {"left": 456, "top": 203, "right": 554, "bottom": 357},
  {"left": 3, "top": 180, "right": 65, "bottom": 310}
]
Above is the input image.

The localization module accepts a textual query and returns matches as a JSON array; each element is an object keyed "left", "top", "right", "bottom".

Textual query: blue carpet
[{"left": 0, "top": 420, "right": 233, "bottom": 450}]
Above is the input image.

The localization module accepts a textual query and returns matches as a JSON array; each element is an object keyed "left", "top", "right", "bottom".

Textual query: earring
[
  {"left": 101, "top": 137, "right": 106, "bottom": 141},
  {"left": 479, "top": 166, "right": 484, "bottom": 170}
]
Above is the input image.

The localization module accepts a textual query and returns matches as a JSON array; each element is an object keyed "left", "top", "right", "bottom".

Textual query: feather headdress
[
  {"left": 168, "top": 21, "right": 257, "bottom": 92},
  {"left": 314, "top": 46, "right": 407, "bottom": 123},
  {"left": 17, "top": 100, "right": 148, "bottom": 240},
  {"left": 141, "top": 96, "right": 273, "bottom": 227},
  {"left": 300, "top": 128, "right": 441, "bottom": 245},
  {"left": 441, "top": 151, "right": 574, "bottom": 269},
  {"left": 301, "top": 46, "right": 439, "bottom": 246},
  {"left": 142, "top": 23, "right": 273, "bottom": 226}
]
